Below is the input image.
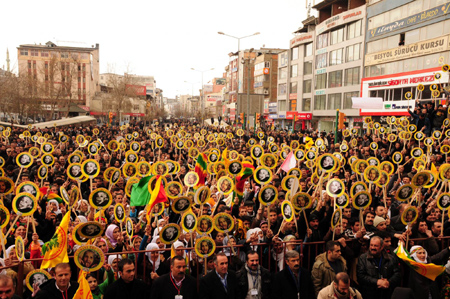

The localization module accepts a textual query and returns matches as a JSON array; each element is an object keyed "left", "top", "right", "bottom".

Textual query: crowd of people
[{"left": 0, "top": 107, "right": 450, "bottom": 299}]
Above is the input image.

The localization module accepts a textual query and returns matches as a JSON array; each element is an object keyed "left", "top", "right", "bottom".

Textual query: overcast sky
[{"left": 1, "top": 0, "right": 312, "bottom": 98}]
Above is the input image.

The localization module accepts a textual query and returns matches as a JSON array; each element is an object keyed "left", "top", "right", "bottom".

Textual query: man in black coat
[
  {"left": 199, "top": 252, "right": 238, "bottom": 299},
  {"left": 236, "top": 250, "right": 272, "bottom": 299},
  {"left": 104, "top": 258, "right": 151, "bottom": 299},
  {"left": 272, "top": 250, "right": 314, "bottom": 299},
  {"left": 151, "top": 255, "right": 197, "bottom": 299},
  {"left": 34, "top": 263, "right": 79, "bottom": 299}
]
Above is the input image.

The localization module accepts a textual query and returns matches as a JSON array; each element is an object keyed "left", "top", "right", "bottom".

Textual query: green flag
[{"left": 130, "top": 175, "right": 153, "bottom": 207}]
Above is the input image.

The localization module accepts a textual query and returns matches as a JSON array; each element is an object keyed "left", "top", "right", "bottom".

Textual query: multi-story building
[
  {"left": 361, "top": 0, "right": 450, "bottom": 121},
  {"left": 17, "top": 41, "right": 100, "bottom": 112}
]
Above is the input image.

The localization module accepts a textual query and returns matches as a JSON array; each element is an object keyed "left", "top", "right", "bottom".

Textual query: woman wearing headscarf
[
  {"left": 406, "top": 244, "right": 450, "bottom": 299},
  {"left": 4, "top": 245, "right": 35, "bottom": 286},
  {"left": 104, "top": 224, "right": 124, "bottom": 252}
]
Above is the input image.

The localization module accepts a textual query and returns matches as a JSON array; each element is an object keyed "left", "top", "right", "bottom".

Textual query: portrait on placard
[
  {"left": 214, "top": 213, "right": 234, "bottom": 233},
  {"left": 355, "top": 160, "right": 368, "bottom": 174},
  {"left": 74, "top": 245, "right": 104, "bottom": 272},
  {"left": 291, "top": 192, "right": 312, "bottom": 210},
  {"left": 331, "top": 209, "right": 341, "bottom": 229},
  {"left": 440, "top": 164, "right": 450, "bottom": 181},
  {"left": 82, "top": 159, "right": 100, "bottom": 178},
  {"left": 17, "top": 181, "right": 38, "bottom": 198},
  {"left": 217, "top": 176, "right": 234, "bottom": 195},
  {"left": 208, "top": 152, "right": 219, "bottom": 163},
  {"left": 184, "top": 171, "right": 199, "bottom": 187},
  {"left": 318, "top": 154, "right": 336, "bottom": 172},
  {"left": 0, "top": 177, "right": 14, "bottom": 196},
  {"left": 326, "top": 179, "right": 345, "bottom": 197},
  {"left": 270, "top": 144, "right": 279, "bottom": 154},
  {"left": 367, "top": 157, "right": 379, "bottom": 166},
  {"left": 122, "top": 163, "right": 136, "bottom": 178},
  {"left": 126, "top": 218, "right": 134, "bottom": 239},
  {"left": 25, "top": 270, "right": 52, "bottom": 292},
  {"left": 380, "top": 161, "right": 394, "bottom": 175},
  {"left": 281, "top": 200, "right": 294, "bottom": 222},
  {"left": 0, "top": 205, "right": 10, "bottom": 228},
  {"left": 153, "top": 161, "right": 168, "bottom": 176},
  {"left": 228, "top": 161, "right": 243, "bottom": 175},
  {"left": 172, "top": 196, "right": 191, "bottom": 214},
  {"left": 16, "top": 152, "right": 33, "bottom": 168},
  {"left": 335, "top": 193, "right": 349, "bottom": 209},
  {"left": 250, "top": 145, "right": 264, "bottom": 160},
  {"left": 412, "top": 171, "right": 430, "bottom": 188},
  {"left": 401, "top": 206, "right": 419, "bottom": 225},
  {"left": 364, "top": 166, "right": 380, "bottom": 183},
  {"left": 137, "top": 161, "right": 151, "bottom": 177},
  {"left": 195, "top": 236, "right": 216, "bottom": 258},
  {"left": 306, "top": 150, "right": 317, "bottom": 161},
  {"left": 352, "top": 191, "right": 372, "bottom": 210},
  {"left": 392, "top": 152, "right": 403, "bottom": 164},
  {"left": 253, "top": 167, "right": 272, "bottom": 185},
  {"left": 89, "top": 188, "right": 112, "bottom": 210},
  {"left": 115, "top": 204, "right": 126, "bottom": 223},
  {"left": 288, "top": 168, "right": 301, "bottom": 179},
  {"left": 196, "top": 215, "right": 214, "bottom": 235},
  {"left": 166, "top": 181, "right": 183, "bottom": 199},
  {"left": 12, "top": 193, "right": 37, "bottom": 216},
  {"left": 181, "top": 212, "right": 197, "bottom": 232},
  {"left": 396, "top": 184, "right": 414, "bottom": 202},
  {"left": 125, "top": 152, "right": 138, "bottom": 163},
  {"left": 15, "top": 236, "right": 24, "bottom": 262},
  {"left": 258, "top": 185, "right": 277, "bottom": 206},
  {"left": 78, "top": 221, "right": 104, "bottom": 239},
  {"left": 261, "top": 154, "right": 277, "bottom": 170}
]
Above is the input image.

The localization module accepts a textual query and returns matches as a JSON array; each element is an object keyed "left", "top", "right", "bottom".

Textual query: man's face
[
  {"left": 432, "top": 222, "right": 442, "bottom": 235},
  {"left": 247, "top": 253, "right": 259, "bottom": 271},
  {"left": 369, "top": 239, "right": 382, "bottom": 256},
  {"left": 334, "top": 280, "right": 350, "bottom": 296},
  {"left": 0, "top": 280, "right": 14, "bottom": 299},
  {"left": 119, "top": 264, "right": 135, "bottom": 283},
  {"left": 171, "top": 259, "right": 187, "bottom": 280},
  {"left": 365, "top": 214, "right": 374, "bottom": 226},
  {"left": 328, "top": 245, "right": 341, "bottom": 261},
  {"left": 418, "top": 221, "right": 428, "bottom": 234},
  {"left": 309, "top": 219, "right": 319, "bottom": 229},
  {"left": 383, "top": 237, "right": 392, "bottom": 249},
  {"left": 54, "top": 267, "right": 71, "bottom": 290},
  {"left": 214, "top": 255, "right": 228, "bottom": 276},
  {"left": 285, "top": 256, "right": 300, "bottom": 272}
]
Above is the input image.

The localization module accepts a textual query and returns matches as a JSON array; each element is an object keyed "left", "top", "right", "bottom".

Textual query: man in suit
[
  {"left": 151, "top": 255, "right": 197, "bottom": 299},
  {"left": 272, "top": 250, "right": 314, "bottom": 299},
  {"left": 236, "top": 250, "right": 272, "bottom": 299},
  {"left": 199, "top": 252, "right": 238, "bottom": 299}
]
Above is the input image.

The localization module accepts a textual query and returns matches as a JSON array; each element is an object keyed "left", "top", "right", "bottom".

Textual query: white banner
[{"left": 352, "top": 97, "right": 383, "bottom": 109}]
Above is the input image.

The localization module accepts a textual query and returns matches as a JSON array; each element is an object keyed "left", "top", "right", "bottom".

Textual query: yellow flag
[
  {"left": 431, "top": 163, "right": 438, "bottom": 175},
  {"left": 40, "top": 212, "right": 70, "bottom": 269},
  {"left": 73, "top": 271, "right": 93, "bottom": 299},
  {"left": 222, "top": 147, "right": 230, "bottom": 169}
]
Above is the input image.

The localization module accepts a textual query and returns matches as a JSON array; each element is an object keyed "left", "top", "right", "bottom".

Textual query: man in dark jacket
[
  {"left": 151, "top": 255, "right": 197, "bottom": 299},
  {"left": 34, "top": 263, "right": 79, "bottom": 299},
  {"left": 272, "top": 250, "right": 314, "bottom": 299},
  {"left": 199, "top": 252, "right": 238, "bottom": 299},
  {"left": 236, "top": 250, "right": 272, "bottom": 299},
  {"left": 356, "top": 236, "right": 401, "bottom": 299},
  {"left": 104, "top": 258, "right": 151, "bottom": 299}
]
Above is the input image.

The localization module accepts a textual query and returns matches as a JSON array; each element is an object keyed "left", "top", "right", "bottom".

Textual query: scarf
[
  {"left": 410, "top": 245, "right": 428, "bottom": 264},
  {"left": 105, "top": 224, "right": 119, "bottom": 247},
  {"left": 245, "top": 264, "right": 261, "bottom": 299},
  {"left": 145, "top": 243, "right": 161, "bottom": 271},
  {"left": 332, "top": 282, "right": 354, "bottom": 299},
  {"left": 272, "top": 237, "right": 284, "bottom": 271}
]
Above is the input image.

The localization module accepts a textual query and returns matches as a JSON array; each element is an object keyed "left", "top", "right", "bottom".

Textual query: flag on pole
[
  {"left": 395, "top": 243, "right": 445, "bottom": 281},
  {"left": 280, "top": 151, "right": 296, "bottom": 173},
  {"left": 148, "top": 176, "right": 168, "bottom": 212},
  {"left": 235, "top": 162, "right": 255, "bottom": 204},
  {"left": 130, "top": 176, "right": 153, "bottom": 207},
  {"left": 194, "top": 153, "right": 208, "bottom": 188},
  {"left": 40, "top": 211, "right": 70, "bottom": 269},
  {"left": 73, "top": 271, "right": 93, "bottom": 299}
]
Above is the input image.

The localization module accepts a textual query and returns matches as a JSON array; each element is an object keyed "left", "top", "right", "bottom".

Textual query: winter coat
[
  {"left": 311, "top": 252, "right": 348, "bottom": 296},
  {"left": 317, "top": 282, "right": 362, "bottom": 299}
]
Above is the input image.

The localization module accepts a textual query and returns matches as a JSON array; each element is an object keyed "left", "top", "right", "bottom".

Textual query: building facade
[
  {"left": 361, "top": 0, "right": 450, "bottom": 121},
  {"left": 17, "top": 41, "right": 100, "bottom": 112}
]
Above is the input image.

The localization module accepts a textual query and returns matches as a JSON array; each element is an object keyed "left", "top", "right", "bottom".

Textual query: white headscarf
[
  {"left": 107, "top": 255, "right": 122, "bottom": 266},
  {"left": 145, "top": 243, "right": 161, "bottom": 271},
  {"left": 272, "top": 237, "right": 285, "bottom": 271},
  {"left": 410, "top": 245, "right": 428, "bottom": 264},
  {"left": 48, "top": 200, "right": 61, "bottom": 215},
  {"left": 5, "top": 245, "right": 15, "bottom": 259},
  {"left": 77, "top": 216, "right": 88, "bottom": 223},
  {"left": 172, "top": 241, "right": 186, "bottom": 258}
]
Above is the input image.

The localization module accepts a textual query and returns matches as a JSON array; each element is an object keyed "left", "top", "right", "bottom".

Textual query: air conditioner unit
[{"left": 264, "top": 90, "right": 269, "bottom": 95}]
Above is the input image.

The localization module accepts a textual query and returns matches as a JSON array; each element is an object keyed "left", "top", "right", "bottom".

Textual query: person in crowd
[
  {"left": 317, "top": 272, "right": 362, "bottom": 299},
  {"left": 33, "top": 263, "right": 79, "bottom": 299},
  {"left": 199, "top": 252, "right": 238, "bottom": 299},
  {"left": 236, "top": 250, "right": 272, "bottom": 299}
]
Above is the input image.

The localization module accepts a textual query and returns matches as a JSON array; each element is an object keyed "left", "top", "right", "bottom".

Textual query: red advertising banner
[{"left": 126, "top": 85, "right": 146, "bottom": 96}]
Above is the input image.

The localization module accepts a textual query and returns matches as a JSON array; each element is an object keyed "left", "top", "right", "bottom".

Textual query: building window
[
  {"left": 305, "top": 43, "right": 313, "bottom": 57},
  {"left": 346, "top": 43, "right": 361, "bottom": 62},
  {"left": 41, "top": 51, "right": 49, "bottom": 57},
  {"left": 279, "top": 67, "right": 287, "bottom": 79},
  {"left": 304, "top": 61, "right": 312, "bottom": 75},
  {"left": 329, "top": 48, "right": 344, "bottom": 66},
  {"left": 328, "top": 93, "right": 342, "bottom": 110},
  {"left": 330, "top": 27, "right": 344, "bottom": 45},
  {"left": 328, "top": 70, "right": 342, "bottom": 88},
  {"left": 315, "top": 53, "right": 327, "bottom": 69},
  {"left": 290, "top": 64, "right": 298, "bottom": 77},
  {"left": 30, "top": 50, "right": 39, "bottom": 57},
  {"left": 302, "top": 98, "right": 311, "bottom": 111},
  {"left": 344, "top": 92, "right": 358, "bottom": 109},
  {"left": 347, "top": 20, "right": 362, "bottom": 40},
  {"left": 290, "top": 82, "right": 298, "bottom": 94},
  {"left": 278, "top": 83, "right": 287, "bottom": 95},
  {"left": 314, "top": 95, "right": 326, "bottom": 110},
  {"left": 61, "top": 52, "right": 69, "bottom": 58},
  {"left": 344, "top": 67, "right": 360, "bottom": 86},
  {"left": 291, "top": 47, "right": 299, "bottom": 60},
  {"left": 279, "top": 52, "right": 288, "bottom": 67},
  {"left": 315, "top": 73, "right": 327, "bottom": 90},
  {"left": 303, "top": 80, "right": 311, "bottom": 93},
  {"left": 278, "top": 100, "right": 287, "bottom": 111},
  {"left": 317, "top": 33, "right": 328, "bottom": 49},
  {"left": 20, "top": 49, "right": 28, "bottom": 56}
]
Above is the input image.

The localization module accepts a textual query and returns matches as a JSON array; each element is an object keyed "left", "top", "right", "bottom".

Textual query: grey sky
[{"left": 1, "top": 0, "right": 310, "bottom": 98}]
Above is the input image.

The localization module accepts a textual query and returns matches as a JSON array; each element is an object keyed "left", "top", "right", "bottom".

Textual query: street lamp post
[
  {"left": 218, "top": 31, "right": 260, "bottom": 127},
  {"left": 191, "top": 68, "right": 214, "bottom": 124}
]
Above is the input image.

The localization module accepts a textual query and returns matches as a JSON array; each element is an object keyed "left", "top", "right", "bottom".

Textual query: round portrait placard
[
  {"left": 160, "top": 223, "right": 181, "bottom": 245},
  {"left": 0, "top": 177, "right": 14, "bottom": 196},
  {"left": 16, "top": 181, "right": 39, "bottom": 198},
  {"left": 228, "top": 161, "right": 243, "bottom": 176},
  {"left": 125, "top": 217, "right": 133, "bottom": 239},
  {"left": 352, "top": 191, "right": 372, "bottom": 210},
  {"left": 258, "top": 185, "right": 278, "bottom": 206},
  {"left": 89, "top": 188, "right": 112, "bottom": 210},
  {"left": 82, "top": 159, "right": 100, "bottom": 178},
  {"left": 411, "top": 171, "right": 431, "bottom": 188},
  {"left": 15, "top": 236, "right": 25, "bottom": 262},
  {"left": 254, "top": 166, "right": 273, "bottom": 185},
  {"left": 12, "top": 193, "right": 37, "bottom": 216},
  {"left": 74, "top": 245, "right": 105, "bottom": 272},
  {"left": 184, "top": 171, "right": 199, "bottom": 187},
  {"left": 326, "top": 179, "right": 345, "bottom": 198},
  {"left": 195, "top": 236, "right": 216, "bottom": 258},
  {"left": 401, "top": 206, "right": 419, "bottom": 225},
  {"left": 25, "top": 270, "right": 52, "bottom": 292},
  {"left": 172, "top": 196, "right": 192, "bottom": 214},
  {"left": 281, "top": 200, "right": 295, "bottom": 222},
  {"left": 16, "top": 152, "right": 33, "bottom": 168},
  {"left": 67, "top": 163, "right": 83, "bottom": 181},
  {"left": 291, "top": 192, "right": 312, "bottom": 211},
  {"left": 78, "top": 221, "right": 104, "bottom": 239},
  {"left": 196, "top": 215, "right": 214, "bottom": 235},
  {"left": 213, "top": 213, "right": 235, "bottom": 233},
  {"left": 396, "top": 184, "right": 414, "bottom": 202},
  {"left": 335, "top": 193, "right": 349, "bottom": 209},
  {"left": 114, "top": 203, "right": 126, "bottom": 223},
  {"left": 181, "top": 211, "right": 197, "bottom": 232},
  {"left": 217, "top": 176, "right": 234, "bottom": 195},
  {"left": 350, "top": 182, "right": 368, "bottom": 197}
]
